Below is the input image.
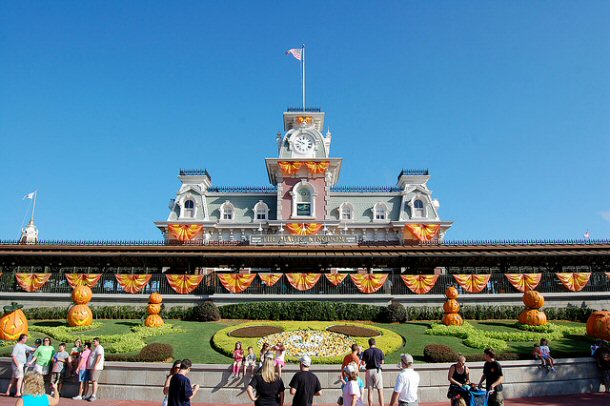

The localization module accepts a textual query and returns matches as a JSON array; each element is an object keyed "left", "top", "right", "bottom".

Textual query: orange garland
[
  {"left": 350, "top": 274, "right": 388, "bottom": 294},
  {"left": 401, "top": 275, "right": 439, "bottom": 294},
  {"left": 556, "top": 272, "right": 591, "bottom": 292},
  {"left": 168, "top": 224, "right": 204, "bottom": 242},
  {"left": 166, "top": 274, "right": 204, "bottom": 294},
  {"left": 504, "top": 273, "right": 542, "bottom": 293},
  {"left": 325, "top": 273, "right": 347, "bottom": 286},
  {"left": 452, "top": 274, "right": 490, "bottom": 293},
  {"left": 65, "top": 274, "right": 102, "bottom": 288},
  {"left": 404, "top": 224, "right": 441, "bottom": 242},
  {"left": 259, "top": 273, "right": 283, "bottom": 287},
  {"left": 286, "top": 273, "right": 321, "bottom": 291},
  {"left": 278, "top": 161, "right": 302, "bottom": 175},
  {"left": 15, "top": 273, "right": 51, "bottom": 292},
  {"left": 115, "top": 274, "right": 152, "bottom": 294},
  {"left": 304, "top": 161, "right": 330, "bottom": 174},
  {"left": 217, "top": 273, "right": 256, "bottom": 293},
  {"left": 286, "top": 223, "right": 323, "bottom": 236}
]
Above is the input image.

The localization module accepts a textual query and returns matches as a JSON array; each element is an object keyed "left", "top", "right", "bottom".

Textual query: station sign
[{"left": 249, "top": 234, "right": 358, "bottom": 245}]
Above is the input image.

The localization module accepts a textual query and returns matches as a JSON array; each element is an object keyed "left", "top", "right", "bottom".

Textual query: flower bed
[
  {"left": 229, "top": 325, "right": 283, "bottom": 337},
  {"left": 326, "top": 325, "right": 381, "bottom": 337},
  {"left": 257, "top": 330, "right": 353, "bottom": 359}
]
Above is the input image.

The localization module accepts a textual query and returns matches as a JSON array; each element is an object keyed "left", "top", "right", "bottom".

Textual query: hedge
[{"left": 219, "top": 302, "right": 383, "bottom": 321}]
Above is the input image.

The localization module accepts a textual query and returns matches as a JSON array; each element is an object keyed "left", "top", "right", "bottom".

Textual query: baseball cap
[
  {"left": 300, "top": 355, "right": 312, "bottom": 367},
  {"left": 344, "top": 363, "right": 357, "bottom": 374},
  {"left": 400, "top": 353, "right": 414, "bottom": 365}
]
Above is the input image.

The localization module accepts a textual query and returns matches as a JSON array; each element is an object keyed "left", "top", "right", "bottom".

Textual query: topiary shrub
[
  {"left": 138, "top": 342, "right": 174, "bottom": 362},
  {"left": 191, "top": 301, "right": 220, "bottom": 322},
  {"left": 377, "top": 303, "right": 407, "bottom": 323},
  {"left": 423, "top": 344, "right": 458, "bottom": 363}
]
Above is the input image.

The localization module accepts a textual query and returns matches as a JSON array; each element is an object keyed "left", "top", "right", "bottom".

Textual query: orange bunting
[
  {"left": 556, "top": 272, "right": 591, "bottom": 292},
  {"left": 286, "top": 273, "right": 321, "bottom": 291},
  {"left": 452, "top": 274, "right": 490, "bottom": 293},
  {"left": 350, "top": 274, "right": 388, "bottom": 294},
  {"left": 325, "top": 273, "right": 347, "bottom": 286},
  {"left": 15, "top": 273, "right": 51, "bottom": 292},
  {"left": 504, "top": 273, "right": 542, "bottom": 293},
  {"left": 305, "top": 161, "right": 330, "bottom": 174},
  {"left": 115, "top": 274, "right": 152, "bottom": 294},
  {"left": 278, "top": 161, "right": 302, "bottom": 175},
  {"left": 401, "top": 274, "right": 439, "bottom": 294},
  {"left": 404, "top": 224, "right": 441, "bottom": 242},
  {"left": 65, "top": 274, "right": 102, "bottom": 288},
  {"left": 286, "top": 223, "right": 323, "bottom": 236},
  {"left": 217, "top": 273, "right": 256, "bottom": 293},
  {"left": 168, "top": 224, "right": 204, "bottom": 242},
  {"left": 166, "top": 274, "right": 204, "bottom": 294},
  {"left": 259, "top": 273, "right": 283, "bottom": 287}
]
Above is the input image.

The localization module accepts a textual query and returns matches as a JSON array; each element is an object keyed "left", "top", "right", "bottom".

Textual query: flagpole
[
  {"left": 31, "top": 191, "right": 37, "bottom": 222},
  {"left": 302, "top": 44, "right": 306, "bottom": 112}
]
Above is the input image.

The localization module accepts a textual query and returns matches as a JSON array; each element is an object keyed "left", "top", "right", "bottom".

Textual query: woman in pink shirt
[{"left": 72, "top": 342, "right": 91, "bottom": 400}]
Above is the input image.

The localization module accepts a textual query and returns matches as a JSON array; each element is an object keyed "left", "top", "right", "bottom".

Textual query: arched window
[
  {"left": 220, "top": 201, "right": 234, "bottom": 221},
  {"left": 340, "top": 202, "right": 353, "bottom": 221},
  {"left": 373, "top": 202, "right": 388, "bottom": 221},
  {"left": 413, "top": 199, "right": 426, "bottom": 218},
  {"left": 183, "top": 199, "right": 195, "bottom": 218},
  {"left": 291, "top": 181, "right": 316, "bottom": 218},
  {"left": 254, "top": 201, "right": 269, "bottom": 221}
]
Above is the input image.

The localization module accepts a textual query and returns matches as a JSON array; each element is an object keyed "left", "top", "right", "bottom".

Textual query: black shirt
[
  {"left": 361, "top": 347, "right": 384, "bottom": 370},
  {"left": 482, "top": 360, "right": 503, "bottom": 392},
  {"left": 289, "top": 370, "right": 321, "bottom": 406},
  {"left": 249, "top": 374, "right": 285, "bottom": 406},
  {"left": 168, "top": 373, "right": 193, "bottom": 406}
]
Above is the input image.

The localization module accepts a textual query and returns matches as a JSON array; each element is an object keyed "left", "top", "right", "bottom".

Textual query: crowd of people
[{"left": 3, "top": 334, "right": 105, "bottom": 405}]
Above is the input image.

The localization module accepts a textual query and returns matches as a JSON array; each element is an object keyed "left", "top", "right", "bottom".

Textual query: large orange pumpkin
[
  {"left": 72, "top": 285, "right": 93, "bottom": 305},
  {"left": 67, "top": 305, "right": 93, "bottom": 327},
  {"left": 147, "top": 304, "right": 162, "bottom": 315},
  {"left": 445, "top": 287, "right": 459, "bottom": 299},
  {"left": 145, "top": 314, "right": 164, "bottom": 328},
  {"left": 0, "top": 302, "right": 28, "bottom": 341},
  {"left": 442, "top": 313, "right": 464, "bottom": 326},
  {"left": 443, "top": 299, "right": 461, "bottom": 314},
  {"left": 586, "top": 311, "right": 610, "bottom": 341},
  {"left": 522, "top": 290, "right": 544, "bottom": 309},
  {"left": 518, "top": 309, "right": 547, "bottom": 326},
  {"left": 149, "top": 292, "right": 163, "bottom": 304}
]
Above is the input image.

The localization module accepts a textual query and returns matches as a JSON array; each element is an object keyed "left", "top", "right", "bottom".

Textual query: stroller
[
  {"left": 468, "top": 388, "right": 489, "bottom": 406},
  {"left": 448, "top": 384, "right": 489, "bottom": 406}
]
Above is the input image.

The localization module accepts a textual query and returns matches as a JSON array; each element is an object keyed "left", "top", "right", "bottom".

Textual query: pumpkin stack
[
  {"left": 442, "top": 286, "right": 463, "bottom": 326},
  {"left": 68, "top": 285, "right": 94, "bottom": 327},
  {"left": 586, "top": 311, "right": 610, "bottom": 341},
  {"left": 0, "top": 302, "right": 28, "bottom": 340},
  {"left": 145, "top": 292, "right": 164, "bottom": 328},
  {"left": 518, "top": 290, "right": 547, "bottom": 326}
]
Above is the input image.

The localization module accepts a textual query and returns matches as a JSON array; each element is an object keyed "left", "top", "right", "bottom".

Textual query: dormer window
[
  {"left": 340, "top": 202, "right": 354, "bottom": 221},
  {"left": 290, "top": 181, "right": 316, "bottom": 218},
  {"left": 220, "top": 201, "right": 235, "bottom": 221},
  {"left": 414, "top": 199, "right": 426, "bottom": 218},
  {"left": 254, "top": 201, "right": 269, "bottom": 221},
  {"left": 183, "top": 199, "right": 195, "bottom": 218},
  {"left": 373, "top": 202, "right": 388, "bottom": 222}
]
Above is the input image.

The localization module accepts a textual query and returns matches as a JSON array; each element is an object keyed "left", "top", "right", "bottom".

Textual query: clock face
[{"left": 293, "top": 134, "right": 314, "bottom": 153}]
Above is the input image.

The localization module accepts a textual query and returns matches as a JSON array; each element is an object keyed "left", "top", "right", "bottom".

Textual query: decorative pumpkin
[
  {"left": 147, "top": 304, "right": 162, "bottom": 315},
  {"left": 445, "top": 287, "right": 459, "bottom": 299},
  {"left": 149, "top": 292, "right": 163, "bottom": 304},
  {"left": 67, "top": 304, "right": 93, "bottom": 327},
  {"left": 586, "top": 311, "right": 610, "bottom": 341},
  {"left": 522, "top": 290, "right": 544, "bottom": 309},
  {"left": 145, "top": 314, "right": 164, "bottom": 328},
  {"left": 72, "top": 285, "right": 93, "bottom": 305},
  {"left": 518, "top": 309, "right": 547, "bottom": 326},
  {"left": 443, "top": 299, "right": 461, "bottom": 314},
  {"left": 442, "top": 313, "right": 464, "bottom": 326},
  {"left": 0, "top": 302, "right": 28, "bottom": 341}
]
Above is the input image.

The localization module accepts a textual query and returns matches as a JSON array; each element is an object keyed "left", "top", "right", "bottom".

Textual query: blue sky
[{"left": 1, "top": 1, "right": 609, "bottom": 242}]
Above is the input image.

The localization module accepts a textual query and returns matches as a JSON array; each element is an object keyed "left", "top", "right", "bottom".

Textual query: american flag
[{"left": 286, "top": 48, "right": 302, "bottom": 61}]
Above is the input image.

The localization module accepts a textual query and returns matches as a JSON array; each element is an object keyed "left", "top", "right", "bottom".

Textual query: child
[
  {"left": 51, "top": 342, "right": 71, "bottom": 396},
  {"left": 532, "top": 344, "right": 547, "bottom": 368},
  {"left": 273, "top": 342, "right": 286, "bottom": 377},
  {"left": 69, "top": 339, "right": 82, "bottom": 377},
  {"left": 243, "top": 346, "right": 257, "bottom": 376},
  {"left": 231, "top": 341, "right": 244, "bottom": 379},
  {"left": 539, "top": 338, "right": 556, "bottom": 372}
]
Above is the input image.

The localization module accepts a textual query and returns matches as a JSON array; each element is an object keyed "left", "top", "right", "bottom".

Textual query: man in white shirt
[
  {"left": 4, "top": 334, "right": 34, "bottom": 397},
  {"left": 389, "top": 353, "right": 420, "bottom": 406},
  {"left": 85, "top": 337, "right": 105, "bottom": 402}
]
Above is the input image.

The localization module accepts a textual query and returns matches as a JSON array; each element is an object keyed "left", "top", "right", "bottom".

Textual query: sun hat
[
  {"left": 300, "top": 355, "right": 312, "bottom": 367},
  {"left": 344, "top": 363, "right": 357, "bottom": 374}
]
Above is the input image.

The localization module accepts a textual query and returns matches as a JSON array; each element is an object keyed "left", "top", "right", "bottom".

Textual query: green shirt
[{"left": 33, "top": 345, "right": 55, "bottom": 367}]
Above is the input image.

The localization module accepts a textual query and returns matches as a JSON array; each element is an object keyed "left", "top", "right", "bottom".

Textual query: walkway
[{"left": 1, "top": 392, "right": 609, "bottom": 406}]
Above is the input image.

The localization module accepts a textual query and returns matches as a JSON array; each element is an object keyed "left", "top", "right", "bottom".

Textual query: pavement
[{"left": 1, "top": 392, "right": 610, "bottom": 406}]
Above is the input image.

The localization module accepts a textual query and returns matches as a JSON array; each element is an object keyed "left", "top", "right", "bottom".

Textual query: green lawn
[{"left": 1, "top": 319, "right": 592, "bottom": 364}]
